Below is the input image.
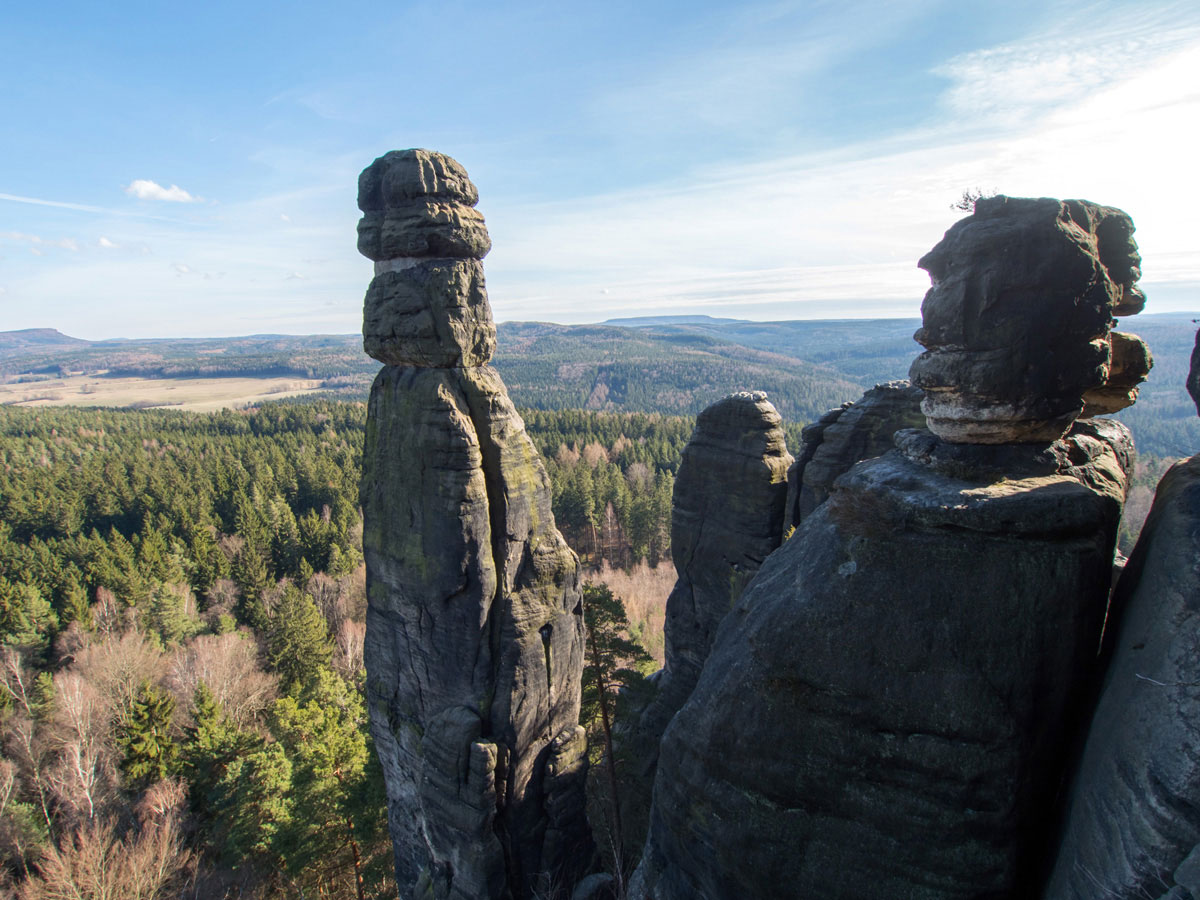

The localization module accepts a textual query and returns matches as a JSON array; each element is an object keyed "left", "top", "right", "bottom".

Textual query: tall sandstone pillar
[
  {"left": 358, "top": 150, "right": 590, "bottom": 899},
  {"left": 630, "top": 197, "right": 1149, "bottom": 899}
]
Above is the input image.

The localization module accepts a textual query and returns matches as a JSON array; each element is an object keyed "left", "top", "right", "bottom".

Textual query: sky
[{"left": 1, "top": 0, "right": 1198, "bottom": 339}]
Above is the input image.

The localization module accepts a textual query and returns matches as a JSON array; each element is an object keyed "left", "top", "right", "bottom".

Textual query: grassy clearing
[{"left": 0, "top": 373, "right": 325, "bottom": 412}]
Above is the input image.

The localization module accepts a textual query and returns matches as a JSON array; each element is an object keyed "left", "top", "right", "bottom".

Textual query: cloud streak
[{"left": 124, "top": 179, "right": 200, "bottom": 203}]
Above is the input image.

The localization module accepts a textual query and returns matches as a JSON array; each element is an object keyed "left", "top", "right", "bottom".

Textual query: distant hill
[
  {"left": 602, "top": 315, "right": 750, "bottom": 327},
  {"left": 3, "top": 315, "right": 1197, "bottom": 456},
  {"left": 0, "top": 328, "right": 90, "bottom": 357}
]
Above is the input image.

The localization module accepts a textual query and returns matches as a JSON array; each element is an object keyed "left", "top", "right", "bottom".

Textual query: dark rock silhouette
[
  {"left": 359, "top": 150, "right": 589, "bottom": 899},
  {"left": 785, "top": 379, "right": 925, "bottom": 526}
]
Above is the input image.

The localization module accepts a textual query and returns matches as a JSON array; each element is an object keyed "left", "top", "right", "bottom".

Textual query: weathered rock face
[
  {"left": 785, "top": 380, "right": 925, "bottom": 526},
  {"left": 357, "top": 149, "right": 491, "bottom": 262},
  {"left": 1044, "top": 454, "right": 1200, "bottom": 900},
  {"left": 360, "top": 150, "right": 589, "bottom": 899},
  {"left": 363, "top": 259, "right": 496, "bottom": 367},
  {"left": 628, "top": 392, "right": 792, "bottom": 816},
  {"left": 909, "top": 196, "right": 1144, "bottom": 443},
  {"left": 631, "top": 421, "right": 1133, "bottom": 900}
]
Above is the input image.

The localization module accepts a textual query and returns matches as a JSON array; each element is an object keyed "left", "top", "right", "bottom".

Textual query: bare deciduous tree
[
  {"left": 334, "top": 619, "right": 366, "bottom": 681},
  {"left": 70, "top": 632, "right": 164, "bottom": 733},
  {"left": 46, "top": 673, "right": 114, "bottom": 825},
  {"left": 166, "top": 632, "right": 277, "bottom": 730},
  {"left": 17, "top": 813, "right": 194, "bottom": 900}
]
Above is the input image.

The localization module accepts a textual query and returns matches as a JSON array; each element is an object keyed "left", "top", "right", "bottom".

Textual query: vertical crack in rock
[
  {"left": 630, "top": 196, "right": 1143, "bottom": 900},
  {"left": 359, "top": 150, "right": 590, "bottom": 899}
]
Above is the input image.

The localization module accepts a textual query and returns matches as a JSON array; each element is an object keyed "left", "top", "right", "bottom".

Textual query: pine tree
[
  {"left": 581, "top": 582, "right": 653, "bottom": 887},
  {"left": 119, "top": 680, "right": 179, "bottom": 788},
  {"left": 266, "top": 586, "right": 332, "bottom": 696}
]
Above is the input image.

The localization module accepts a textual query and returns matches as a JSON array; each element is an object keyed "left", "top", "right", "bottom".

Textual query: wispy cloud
[
  {"left": 1, "top": 231, "right": 80, "bottom": 251},
  {"left": 125, "top": 179, "right": 200, "bottom": 203},
  {"left": 98, "top": 236, "right": 119, "bottom": 249},
  {"left": 486, "top": 14, "right": 1200, "bottom": 323}
]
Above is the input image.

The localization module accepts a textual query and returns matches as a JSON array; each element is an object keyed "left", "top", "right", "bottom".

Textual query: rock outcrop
[
  {"left": 909, "top": 196, "right": 1146, "bottom": 443},
  {"left": 631, "top": 196, "right": 1142, "bottom": 899},
  {"left": 626, "top": 392, "right": 792, "bottom": 835},
  {"left": 785, "top": 380, "right": 924, "bottom": 526},
  {"left": 360, "top": 150, "right": 589, "bottom": 899}
]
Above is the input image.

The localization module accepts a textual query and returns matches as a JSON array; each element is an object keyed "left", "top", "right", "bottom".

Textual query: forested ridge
[{"left": 4, "top": 314, "right": 1196, "bottom": 457}]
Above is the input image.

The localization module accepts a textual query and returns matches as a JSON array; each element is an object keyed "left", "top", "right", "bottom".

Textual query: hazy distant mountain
[
  {"left": 602, "top": 315, "right": 750, "bottom": 327},
  {"left": 0, "top": 328, "right": 90, "bottom": 357}
]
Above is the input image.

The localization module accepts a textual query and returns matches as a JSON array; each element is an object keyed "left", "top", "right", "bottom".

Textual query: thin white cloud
[
  {"left": 173, "top": 262, "right": 193, "bottom": 275},
  {"left": 98, "top": 236, "right": 119, "bottom": 249},
  {"left": 125, "top": 179, "right": 200, "bottom": 203},
  {"left": 1, "top": 231, "right": 80, "bottom": 251}
]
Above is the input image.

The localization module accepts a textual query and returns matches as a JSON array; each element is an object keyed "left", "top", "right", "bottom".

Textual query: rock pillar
[{"left": 359, "top": 150, "right": 590, "bottom": 899}]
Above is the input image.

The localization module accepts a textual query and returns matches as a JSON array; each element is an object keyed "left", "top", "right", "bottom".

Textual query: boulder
[
  {"left": 1045, "top": 455, "right": 1200, "bottom": 900},
  {"left": 1081, "top": 330, "right": 1153, "bottom": 416},
  {"left": 785, "top": 380, "right": 925, "bottom": 525},
  {"left": 631, "top": 421, "right": 1132, "bottom": 900},
  {"left": 909, "top": 196, "right": 1143, "bottom": 443},
  {"left": 357, "top": 149, "right": 491, "bottom": 261}
]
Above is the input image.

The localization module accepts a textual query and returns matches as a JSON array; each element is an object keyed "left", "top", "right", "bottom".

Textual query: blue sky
[{"left": 2, "top": 0, "right": 1198, "bottom": 338}]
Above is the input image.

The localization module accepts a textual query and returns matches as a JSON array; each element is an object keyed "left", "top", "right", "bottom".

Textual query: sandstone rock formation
[
  {"left": 909, "top": 196, "right": 1146, "bottom": 443},
  {"left": 631, "top": 421, "right": 1132, "bottom": 900},
  {"left": 785, "top": 380, "right": 924, "bottom": 526},
  {"left": 631, "top": 197, "right": 1142, "bottom": 899},
  {"left": 627, "top": 392, "right": 792, "bottom": 834},
  {"left": 657, "top": 391, "right": 792, "bottom": 708},
  {"left": 359, "top": 150, "right": 589, "bottom": 899}
]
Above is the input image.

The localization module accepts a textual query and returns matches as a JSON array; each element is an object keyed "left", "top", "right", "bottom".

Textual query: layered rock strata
[
  {"left": 785, "top": 380, "right": 925, "bottom": 526},
  {"left": 359, "top": 150, "right": 589, "bottom": 899},
  {"left": 909, "top": 196, "right": 1147, "bottom": 443},
  {"left": 628, "top": 392, "right": 792, "bottom": 825}
]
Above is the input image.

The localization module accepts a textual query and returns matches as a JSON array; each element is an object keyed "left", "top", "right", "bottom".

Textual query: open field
[{"left": 0, "top": 373, "right": 326, "bottom": 412}]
